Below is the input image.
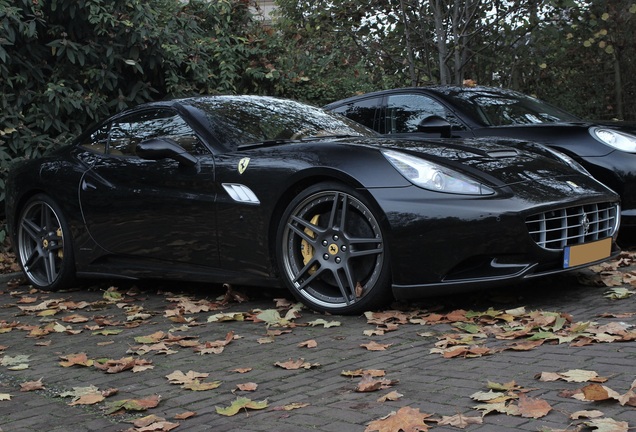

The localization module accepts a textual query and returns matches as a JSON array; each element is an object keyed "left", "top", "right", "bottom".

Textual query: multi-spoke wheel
[
  {"left": 17, "top": 194, "right": 75, "bottom": 290},
  {"left": 277, "top": 182, "right": 391, "bottom": 314}
]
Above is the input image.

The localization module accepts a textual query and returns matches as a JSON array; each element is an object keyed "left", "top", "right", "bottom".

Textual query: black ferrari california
[
  {"left": 5, "top": 95, "right": 621, "bottom": 314},
  {"left": 324, "top": 86, "right": 636, "bottom": 227}
]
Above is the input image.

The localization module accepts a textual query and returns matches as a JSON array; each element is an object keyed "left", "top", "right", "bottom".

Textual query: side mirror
[
  {"left": 416, "top": 115, "right": 452, "bottom": 138},
  {"left": 136, "top": 138, "right": 198, "bottom": 166}
]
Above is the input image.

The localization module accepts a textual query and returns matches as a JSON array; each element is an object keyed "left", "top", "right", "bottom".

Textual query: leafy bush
[{"left": 0, "top": 0, "right": 273, "bottom": 234}]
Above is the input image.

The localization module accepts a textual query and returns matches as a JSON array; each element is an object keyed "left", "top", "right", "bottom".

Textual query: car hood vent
[{"left": 484, "top": 149, "right": 519, "bottom": 158}]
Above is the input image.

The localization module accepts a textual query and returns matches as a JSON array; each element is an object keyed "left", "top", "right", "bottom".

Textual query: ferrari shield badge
[{"left": 238, "top": 157, "right": 250, "bottom": 174}]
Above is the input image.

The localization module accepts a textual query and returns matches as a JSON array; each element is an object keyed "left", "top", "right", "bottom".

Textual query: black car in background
[
  {"left": 5, "top": 95, "right": 621, "bottom": 314},
  {"left": 325, "top": 86, "right": 636, "bottom": 227}
]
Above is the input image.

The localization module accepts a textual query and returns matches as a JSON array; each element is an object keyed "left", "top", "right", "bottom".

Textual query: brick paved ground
[{"left": 0, "top": 258, "right": 634, "bottom": 432}]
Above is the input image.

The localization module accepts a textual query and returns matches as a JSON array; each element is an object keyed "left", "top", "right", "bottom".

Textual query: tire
[
  {"left": 276, "top": 182, "right": 391, "bottom": 314},
  {"left": 16, "top": 194, "right": 76, "bottom": 290}
]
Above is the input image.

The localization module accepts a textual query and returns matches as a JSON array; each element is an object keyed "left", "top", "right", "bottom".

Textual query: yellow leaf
[{"left": 215, "top": 397, "right": 268, "bottom": 416}]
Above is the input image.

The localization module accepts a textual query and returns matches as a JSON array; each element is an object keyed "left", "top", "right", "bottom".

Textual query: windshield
[
  {"left": 445, "top": 89, "right": 581, "bottom": 126},
  {"left": 188, "top": 96, "right": 376, "bottom": 149}
]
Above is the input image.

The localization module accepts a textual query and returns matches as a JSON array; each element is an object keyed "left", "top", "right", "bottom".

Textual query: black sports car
[
  {"left": 324, "top": 86, "right": 636, "bottom": 227},
  {"left": 5, "top": 95, "right": 621, "bottom": 314}
]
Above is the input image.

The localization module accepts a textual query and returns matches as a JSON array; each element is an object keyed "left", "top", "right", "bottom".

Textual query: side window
[
  {"left": 330, "top": 97, "right": 381, "bottom": 131},
  {"left": 384, "top": 94, "right": 465, "bottom": 134},
  {"left": 107, "top": 110, "right": 209, "bottom": 157},
  {"left": 79, "top": 125, "right": 110, "bottom": 154}
]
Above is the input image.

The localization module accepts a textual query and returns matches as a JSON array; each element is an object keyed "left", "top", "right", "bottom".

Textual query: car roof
[{"left": 324, "top": 85, "right": 526, "bottom": 108}]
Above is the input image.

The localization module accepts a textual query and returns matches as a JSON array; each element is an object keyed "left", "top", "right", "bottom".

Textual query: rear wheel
[
  {"left": 277, "top": 182, "right": 391, "bottom": 314},
  {"left": 16, "top": 194, "right": 75, "bottom": 290}
]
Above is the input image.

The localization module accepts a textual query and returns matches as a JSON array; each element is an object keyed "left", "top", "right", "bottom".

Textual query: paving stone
[{"left": 0, "top": 266, "right": 636, "bottom": 431}]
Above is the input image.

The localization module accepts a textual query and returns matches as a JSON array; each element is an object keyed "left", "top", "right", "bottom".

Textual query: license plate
[{"left": 563, "top": 237, "right": 612, "bottom": 268}]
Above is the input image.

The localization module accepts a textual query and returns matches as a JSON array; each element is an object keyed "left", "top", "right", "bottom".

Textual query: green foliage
[
  {"left": 253, "top": 0, "right": 384, "bottom": 105},
  {"left": 0, "top": 0, "right": 271, "bottom": 229}
]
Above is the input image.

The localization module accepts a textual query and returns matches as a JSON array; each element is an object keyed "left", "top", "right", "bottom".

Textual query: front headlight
[
  {"left": 591, "top": 127, "right": 636, "bottom": 152},
  {"left": 382, "top": 150, "right": 495, "bottom": 195}
]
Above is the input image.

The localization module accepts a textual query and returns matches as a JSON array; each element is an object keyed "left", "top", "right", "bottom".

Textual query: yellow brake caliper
[
  {"left": 56, "top": 228, "right": 64, "bottom": 259},
  {"left": 300, "top": 215, "right": 320, "bottom": 274}
]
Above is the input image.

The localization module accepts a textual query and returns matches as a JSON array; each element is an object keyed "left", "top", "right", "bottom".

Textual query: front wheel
[
  {"left": 16, "top": 194, "right": 76, "bottom": 290},
  {"left": 276, "top": 182, "right": 391, "bottom": 314}
]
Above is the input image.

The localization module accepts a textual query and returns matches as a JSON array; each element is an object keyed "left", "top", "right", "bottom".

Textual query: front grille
[{"left": 526, "top": 203, "right": 619, "bottom": 250}]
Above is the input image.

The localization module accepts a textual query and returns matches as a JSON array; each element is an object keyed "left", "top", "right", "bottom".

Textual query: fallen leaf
[
  {"left": 516, "top": 393, "right": 552, "bottom": 418},
  {"left": 584, "top": 418, "right": 628, "bottom": 432},
  {"left": 365, "top": 406, "right": 433, "bottom": 432},
  {"left": 235, "top": 382, "right": 258, "bottom": 392},
  {"left": 298, "top": 339, "right": 317, "bottom": 348},
  {"left": 537, "top": 369, "right": 608, "bottom": 383},
  {"left": 356, "top": 374, "right": 398, "bottom": 392},
  {"left": 377, "top": 391, "right": 403, "bottom": 402},
  {"left": 581, "top": 384, "right": 621, "bottom": 402},
  {"left": 104, "top": 394, "right": 161, "bottom": 414},
  {"left": 570, "top": 410, "right": 605, "bottom": 420},
  {"left": 436, "top": 413, "right": 483, "bottom": 428},
  {"left": 274, "top": 358, "right": 320, "bottom": 370},
  {"left": 307, "top": 319, "right": 341, "bottom": 328},
  {"left": 20, "top": 378, "right": 44, "bottom": 392},
  {"left": 215, "top": 397, "right": 268, "bottom": 416},
  {"left": 271, "top": 402, "right": 310, "bottom": 411},
  {"left": 342, "top": 369, "right": 386, "bottom": 378},
  {"left": 361, "top": 341, "right": 392, "bottom": 351}
]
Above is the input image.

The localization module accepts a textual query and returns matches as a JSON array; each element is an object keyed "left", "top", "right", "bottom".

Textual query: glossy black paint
[
  {"left": 324, "top": 86, "right": 636, "bottom": 226},
  {"left": 5, "top": 95, "right": 621, "bottom": 313}
]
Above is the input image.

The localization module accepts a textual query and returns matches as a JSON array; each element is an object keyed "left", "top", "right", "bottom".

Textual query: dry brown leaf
[
  {"left": 356, "top": 374, "right": 398, "bottom": 392},
  {"left": 271, "top": 402, "right": 310, "bottom": 411},
  {"left": 298, "top": 339, "right": 317, "bottom": 348},
  {"left": 69, "top": 393, "right": 105, "bottom": 406},
  {"left": 537, "top": 370, "right": 608, "bottom": 383},
  {"left": 236, "top": 382, "right": 258, "bottom": 392},
  {"left": 166, "top": 370, "right": 208, "bottom": 384},
  {"left": 59, "top": 353, "right": 94, "bottom": 368},
  {"left": 61, "top": 314, "right": 89, "bottom": 323},
  {"left": 174, "top": 411, "right": 196, "bottom": 420},
  {"left": 182, "top": 380, "right": 221, "bottom": 391},
  {"left": 20, "top": 378, "right": 44, "bottom": 392},
  {"left": 274, "top": 358, "right": 320, "bottom": 370},
  {"left": 436, "top": 413, "right": 483, "bottom": 428},
  {"left": 516, "top": 393, "right": 552, "bottom": 418},
  {"left": 94, "top": 357, "right": 152, "bottom": 373},
  {"left": 570, "top": 410, "right": 605, "bottom": 420},
  {"left": 365, "top": 406, "right": 433, "bottom": 432},
  {"left": 377, "top": 391, "right": 403, "bottom": 402},
  {"left": 506, "top": 340, "right": 544, "bottom": 351},
  {"left": 584, "top": 418, "right": 629, "bottom": 432},
  {"left": 439, "top": 345, "right": 491, "bottom": 358},
  {"left": 342, "top": 369, "right": 386, "bottom": 378},
  {"left": 581, "top": 384, "right": 621, "bottom": 402},
  {"left": 360, "top": 341, "right": 392, "bottom": 351}
]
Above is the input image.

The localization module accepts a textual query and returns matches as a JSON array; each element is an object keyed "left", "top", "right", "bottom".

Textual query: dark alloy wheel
[
  {"left": 277, "top": 182, "right": 391, "bottom": 314},
  {"left": 17, "top": 194, "right": 75, "bottom": 290}
]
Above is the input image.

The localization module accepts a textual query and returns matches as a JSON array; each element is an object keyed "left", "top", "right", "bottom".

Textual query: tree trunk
[
  {"left": 433, "top": 0, "right": 449, "bottom": 84},
  {"left": 399, "top": 0, "right": 417, "bottom": 86}
]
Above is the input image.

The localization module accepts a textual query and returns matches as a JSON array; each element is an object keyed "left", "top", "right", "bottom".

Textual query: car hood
[
  {"left": 333, "top": 136, "right": 606, "bottom": 190},
  {"left": 593, "top": 120, "right": 636, "bottom": 134}
]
